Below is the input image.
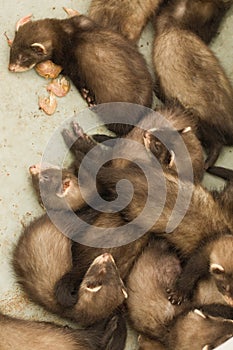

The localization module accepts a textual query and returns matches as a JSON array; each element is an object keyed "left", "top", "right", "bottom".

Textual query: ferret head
[
  {"left": 77, "top": 253, "right": 127, "bottom": 324},
  {"left": 9, "top": 15, "right": 53, "bottom": 72},
  {"left": 169, "top": 308, "right": 233, "bottom": 350},
  {"left": 143, "top": 126, "right": 191, "bottom": 169},
  {"left": 209, "top": 236, "right": 233, "bottom": 306},
  {"left": 29, "top": 164, "right": 87, "bottom": 211}
]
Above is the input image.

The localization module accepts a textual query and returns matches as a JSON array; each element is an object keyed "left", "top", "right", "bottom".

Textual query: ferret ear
[
  {"left": 31, "top": 43, "right": 47, "bottom": 55},
  {"left": 16, "top": 14, "right": 32, "bottom": 31},
  {"left": 210, "top": 263, "right": 225, "bottom": 275},
  {"left": 63, "top": 7, "right": 80, "bottom": 17},
  {"left": 56, "top": 178, "right": 71, "bottom": 198}
]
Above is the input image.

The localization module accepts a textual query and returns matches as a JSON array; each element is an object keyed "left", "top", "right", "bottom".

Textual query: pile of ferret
[{"left": 2, "top": 0, "right": 233, "bottom": 349}]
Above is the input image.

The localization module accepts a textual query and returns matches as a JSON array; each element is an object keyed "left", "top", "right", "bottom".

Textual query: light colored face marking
[
  {"left": 182, "top": 126, "right": 192, "bottom": 134},
  {"left": 86, "top": 285, "right": 102, "bottom": 293},
  {"left": 168, "top": 150, "right": 175, "bottom": 168}
]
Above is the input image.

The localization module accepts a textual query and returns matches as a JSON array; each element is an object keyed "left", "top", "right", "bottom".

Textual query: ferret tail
[{"left": 207, "top": 166, "right": 233, "bottom": 181}]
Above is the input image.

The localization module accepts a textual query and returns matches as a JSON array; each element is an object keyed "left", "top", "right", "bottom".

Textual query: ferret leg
[
  {"left": 55, "top": 265, "right": 84, "bottom": 308},
  {"left": 204, "top": 142, "right": 222, "bottom": 169},
  {"left": 167, "top": 249, "right": 209, "bottom": 305},
  {"left": 62, "top": 121, "right": 98, "bottom": 155},
  {"left": 200, "top": 304, "right": 233, "bottom": 320},
  {"left": 80, "top": 87, "right": 97, "bottom": 107}
]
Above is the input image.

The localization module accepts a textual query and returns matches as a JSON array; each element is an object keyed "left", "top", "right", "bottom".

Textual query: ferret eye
[
  {"left": 212, "top": 268, "right": 224, "bottom": 275},
  {"left": 40, "top": 174, "right": 49, "bottom": 181}
]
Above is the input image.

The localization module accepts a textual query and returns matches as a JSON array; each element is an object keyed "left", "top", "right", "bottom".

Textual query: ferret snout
[
  {"left": 8, "top": 63, "right": 17, "bottom": 72},
  {"left": 29, "top": 164, "right": 41, "bottom": 175},
  {"left": 94, "top": 253, "right": 115, "bottom": 264}
]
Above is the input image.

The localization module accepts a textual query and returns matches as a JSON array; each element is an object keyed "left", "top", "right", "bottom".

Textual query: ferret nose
[{"left": 8, "top": 64, "right": 16, "bottom": 72}]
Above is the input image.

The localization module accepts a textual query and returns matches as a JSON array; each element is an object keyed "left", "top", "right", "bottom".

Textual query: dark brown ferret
[
  {"left": 88, "top": 0, "right": 163, "bottom": 42},
  {"left": 0, "top": 311, "right": 126, "bottom": 350},
  {"left": 152, "top": 1, "right": 233, "bottom": 168},
  {"left": 8, "top": 14, "right": 153, "bottom": 134},
  {"left": 157, "top": 0, "right": 233, "bottom": 43}
]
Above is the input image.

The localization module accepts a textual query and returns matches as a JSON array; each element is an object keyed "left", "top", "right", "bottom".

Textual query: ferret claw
[
  {"left": 72, "top": 122, "right": 85, "bottom": 138},
  {"left": 80, "top": 87, "right": 97, "bottom": 106},
  {"left": 167, "top": 289, "right": 184, "bottom": 305}
]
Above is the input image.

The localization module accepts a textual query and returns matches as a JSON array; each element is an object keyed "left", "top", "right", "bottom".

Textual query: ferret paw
[
  {"left": 80, "top": 87, "right": 96, "bottom": 107},
  {"left": 166, "top": 288, "right": 186, "bottom": 305},
  {"left": 62, "top": 122, "right": 97, "bottom": 154}
]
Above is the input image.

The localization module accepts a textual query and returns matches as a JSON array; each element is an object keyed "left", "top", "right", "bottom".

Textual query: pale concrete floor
[{"left": 0, "top": 1, "right": 232, "bottom": 349}]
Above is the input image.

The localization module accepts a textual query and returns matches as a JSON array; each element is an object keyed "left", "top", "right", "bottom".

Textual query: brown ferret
[
  {"left": 138, "top": 309, "right": 233, "bottom": 350},
  {"left": 167, "top": 234, "right": 233, "bottom": 306},
  {"left": 13, "top": 211, "right": 128, "bottom": 327},
  {"left": 8, "top": 14, "right": 153, "bottom": 135},
  {"left": 156, "top": 0, "right": 233, "bottom": 44},
  {"left": 152, "top": 0, "right": 233, "bottom": 168},
  {"left": 88, "top": 0, "right": 163, "bottom": 42},
  {"left": 161, "top": 307, "right": 233, "bottom": 350},
  {"left": 126, "top": 238, "right": 187, "bottom": 339},
  {"left": 0, "top": 311, "right": 126, "bottom": 350}
]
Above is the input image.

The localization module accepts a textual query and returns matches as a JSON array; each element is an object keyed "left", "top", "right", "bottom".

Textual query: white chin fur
[{"left": 86, "top": 285, "right": 102, "bottom": 293}]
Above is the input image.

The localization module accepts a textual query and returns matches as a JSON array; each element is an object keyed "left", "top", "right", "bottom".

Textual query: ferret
[
  {"left": 161, "top": 307, "right": 233, "bottom": 350},
  {"left": 88, "top": 0, "right": 163, "bottom": 42},
  {"left": 167, "top": 234, "right": 233, "bottom": 307},
  {"left": 0, "top": 311, "right": 126, "bottom": 350},
  {"left": 135, "top": 105, "right": 204, "bottom": 183},
  {"left": 126, "top": 238, "right": 187, "bottom": 339},
  {"left": 13, "top": 213, "right": 128, "bottom": 327},
  {"left": 138, "top": 308, "right": 233, "bottom": 349},
  {"left": 156, "top": 0, "right": 233, "bottom": 44},
  {"left": 152, "top": 1, "right": 233, "bottom": 168},
  {"left": 8, "top": 14, "right": 153, "bottom": 135}
]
